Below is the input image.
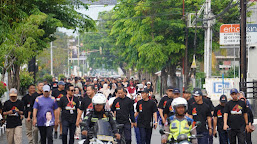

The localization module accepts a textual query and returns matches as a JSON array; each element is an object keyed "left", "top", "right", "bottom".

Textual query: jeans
[
  {"left": 62, "top": 120, "right": 76, "bottom": 144},
  {"left": 218, "top": 130, "right": 228, "bottom": 144},
  {"left": 246, "top": 131, "right": 252, "bottom": 144},
  {"left": 139, "top": 127, "right": 152, "bottom": 144},
  {"left": 38, "top": 126, "right": 53, "bottom": 144},
  {"left": 134, "top": 126, "right": 141, "bottom": 144},
  {"left": 134, "top": 116, "right": 141, "bottom": 144},
  {"left": 197, "top": 131, "right": 209, "bottom": 144},
  {"left": 118, "top": 123, "right": 131, "bottom": 144},
  {"left": 228, "top": 128, "right": 245, "bottom": 144}
]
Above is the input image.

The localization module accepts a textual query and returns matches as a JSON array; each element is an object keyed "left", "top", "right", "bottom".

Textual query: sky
[{"left": 58, "top": 5, "right": 115, "bottom": 36}]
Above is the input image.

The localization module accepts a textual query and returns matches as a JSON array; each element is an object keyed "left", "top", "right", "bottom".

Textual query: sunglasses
[
  {"left": 70, "top": 90, "right": 75, "bottom": 92},
  {"left": 168, "top": 90, "right": 173, "bottom": 92}
]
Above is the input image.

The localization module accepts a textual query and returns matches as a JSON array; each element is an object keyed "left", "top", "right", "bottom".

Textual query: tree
[{"left": 0, "top": 0, "right": 95, "bottom": 90}]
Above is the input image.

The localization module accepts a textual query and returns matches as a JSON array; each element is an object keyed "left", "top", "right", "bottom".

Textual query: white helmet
[
  {"left": 172, "top": 97, "right": 188, "bottom": 111},
  {"left": 92, "top": 93, "right": 107, "bottom": 105}
]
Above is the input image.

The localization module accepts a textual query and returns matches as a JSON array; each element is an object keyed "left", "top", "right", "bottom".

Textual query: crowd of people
[{"left": 0, "top": 76, "right": 255, "bottom": 144}]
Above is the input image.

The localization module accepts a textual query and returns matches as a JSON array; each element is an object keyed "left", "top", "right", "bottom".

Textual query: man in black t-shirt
[
  {"left": 22, "top": 84, "right": 36, "bottom": 144},
  {"left": 111, "top": 87, "right": 135, "bottom": 144},
  {"left": 135, "top": 89, "right": 157, "bottom": 144},
  {"left": 52, "top": 81, "right": 67, "bottom": 139},
  {"left": 213, "top": 95, "right": 228, "bottom": 144},
  {"left": 51, "top": 77, "right": 58, "bottom": 90},
  {"left": 163, "top": 88, "right": 181, "bottom": 119},
  {"left": 158, "top": 86, "right": 173, "bottom": 125},
  {"left": 188, "top": 89, "right": 212, "bottom": 144},
  {"left": 29, "top": 82, "right": 43, "bottom": 144},
  {"left": 223, "top": 88, "right": 250, "bottom": 144},
  {"left": 58, "top": 85, "right": 79, "bottom": 144},
  {"left": 3, "top": 88, "right": 24, "bottom": 144},
  {"left": 76, "top": 85, "right": 95, "bottom": 127}
]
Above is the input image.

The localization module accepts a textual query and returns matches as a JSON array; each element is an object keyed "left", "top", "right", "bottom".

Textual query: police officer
[
  {"left": 81, "top": 93, "right": 120, "bottom": 144},
  {"left": 162, "top": 97, "right": 197, "bottom": 144}
]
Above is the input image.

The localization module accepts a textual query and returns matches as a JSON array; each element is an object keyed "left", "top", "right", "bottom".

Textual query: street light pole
[{"left": 51, "top": 41, "right": 53, "bottom": 76}]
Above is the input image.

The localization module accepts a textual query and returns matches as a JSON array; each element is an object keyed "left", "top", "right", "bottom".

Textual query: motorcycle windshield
[{"left": 95, "top": 119, "right": 113, "bottom": 136}]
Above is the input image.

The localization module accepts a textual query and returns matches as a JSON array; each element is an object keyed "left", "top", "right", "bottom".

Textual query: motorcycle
[
  {"left": 78, "top": 119, "right": 122, "bottom": 144},
  {"left": 159, "top": 121, "right": 203, "bottom": 144}
]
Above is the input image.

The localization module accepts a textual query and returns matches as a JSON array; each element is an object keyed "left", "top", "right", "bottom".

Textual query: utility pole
[
  {"left": 67, "top": 40, "right": 70, "bottom": 76},
  {"left": 50, "top": 41, "right": 53, "bottom": 76},
  {"left": 240, "top": 0, "right": 247, "bottom": 93},
  {"left": 183, "top": 0, "right": 189, "bottom": 91},
  {"left": 204, "top": 0, "right": 213, "bottom": 78}
]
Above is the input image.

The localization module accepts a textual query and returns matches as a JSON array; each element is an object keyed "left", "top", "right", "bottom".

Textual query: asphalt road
[{"left": 0, "top": 120, "right": 257, "bottom": 144}]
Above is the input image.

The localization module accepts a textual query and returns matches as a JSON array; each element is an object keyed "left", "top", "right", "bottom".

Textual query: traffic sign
[{"left": 220, "top": 24, "right": 257, "bottom": 45}]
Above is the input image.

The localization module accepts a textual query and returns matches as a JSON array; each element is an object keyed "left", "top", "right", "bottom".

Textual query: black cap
[
  {"left": 141, "top": 88, "right": 149, "bottom": 93},
  {"left": 220, "top": 95, "right": 227, "bottom": 103},
  {"left": 192, "top": 89, "right": 202, "bottom": 96},
  {"left": 173, "top": 88, "right": 180, "bottom": 94},
  {"left": 167, "top": 86, "right": 174, "bottom": 90}
]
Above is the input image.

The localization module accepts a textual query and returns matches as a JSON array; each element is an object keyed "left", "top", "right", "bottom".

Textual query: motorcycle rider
[
  {"left": 162, "top": 97, "right": 197, "bottom": 144},
  {"left": 81, "top": 93, "right": 120, "bottom": 144}
]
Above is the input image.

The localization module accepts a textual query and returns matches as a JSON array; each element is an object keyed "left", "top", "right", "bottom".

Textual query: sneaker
[
  {"left": 54, "top": 131, "right": 57, "bottom": 139},
  {"left": 59, "top": 134, "right": 62, "bottom": 139}
]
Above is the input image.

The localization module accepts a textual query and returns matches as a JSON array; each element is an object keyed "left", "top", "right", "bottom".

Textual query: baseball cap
[
  {"left": 192, "top": 89, "right": 202, "bottom": 96},
  {"left": 147, "top": 82, "right": 151, "bottom": 85},
  {"left": 220, "top": 95, "right": 227, "bottom": 103},
  {"left": 93, "top": 78, "right": 97, "bottom": 81},
  {"left": 9, "top": 88, "right": 18, "bottom": 96},
  {"left": 173, "top": 88, "right": 180, "bottom": 94},
  {"left": 167, "top": 86, "right": 174, "bottom": 90},
  {"left": 141, "top": 88, "right": 149, "bottom": 93},
  {"left": 58, "top": 81, "right": 65, "bottom": 85},
  {"left": 43, "top": 85, "right": 50, "bottom": 92},
  {"left": 230, "top": 88, "right": 238, "bottom": 94}
]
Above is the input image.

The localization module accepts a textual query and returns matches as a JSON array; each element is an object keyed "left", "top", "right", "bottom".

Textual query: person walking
[
  {"left": 33, "top": 85, "right": 58, "bottom": 144},
  {"left": 223, "top": 88, "right": 250, "bottom": 144},
  {"left": 111, "top": 87, "right": 136, "bottom": 144},
  {"left": 213, "top": 95, "right": 228, "bottom": 144},
  {"left": 135, "top": 89, "right": 158, "bottom": 144},
  {"left": 188, "top": 89, "right": 212, "bottom": 144},
  {"left": 58, "top": 85, "right": 79, "bottom": 144},
  {"left": 22, "top": 84, "right": 37, "bottom": 144},
  {"left": 3, "top": 88, "right": 24, "bottom": 144},
  {"left": 52, "top": 81, "right": 67, "bottom": 139}
]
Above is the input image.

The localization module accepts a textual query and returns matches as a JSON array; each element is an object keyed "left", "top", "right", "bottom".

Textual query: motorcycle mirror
[
  {"left": 195, "top": 121, "right": 201, "bottom": 127},
  {"left": 159, "top": 129, "right": 165, "bottom": 135}
]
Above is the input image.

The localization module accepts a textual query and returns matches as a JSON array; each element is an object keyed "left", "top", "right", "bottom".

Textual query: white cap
[
  {"left": 43, "top": 85, "right": 50, "bottom": 92},
  {"left": 147, "top": 82, "right": 151, "bottom": 85},
  {"left": 94, "top": 78, "right": 97, "bottom": 81},
  {"left": 9, "top": 88, "right": 18, "bottom": 96}
]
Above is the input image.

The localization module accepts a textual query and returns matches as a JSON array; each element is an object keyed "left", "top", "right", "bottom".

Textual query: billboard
[{"left": 220, "top": 24, "right": 257, "bottom": 45}]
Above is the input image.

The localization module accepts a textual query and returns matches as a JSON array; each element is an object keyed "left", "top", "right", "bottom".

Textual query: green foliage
[
  {"left": 19, "top": 70, "right": 34, "bottom": 94},
  {"left": 43, "top": 74, "right": 53, "bottom": 84},
  {"left": 37, "top": 31, "right": 70, "bottom": 77},
  {"left": 0, "top": 0, "right": 95, "bottom": 89},
  {"left": 0, "top": 82, "right": 7, "bottom": 98},
  {"left": 58, "top": 74, "right": 66, "bottom": 80},
  {"left": 225, "top": 66, "right": 239, "bottom": 78}
]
